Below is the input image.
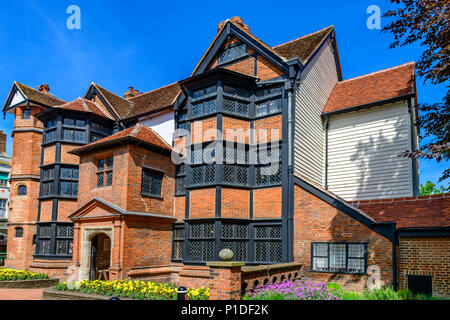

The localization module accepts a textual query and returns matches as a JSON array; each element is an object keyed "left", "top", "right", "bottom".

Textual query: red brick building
[{"left": 2, "top": 17, "right": 449, "bottom": 297}]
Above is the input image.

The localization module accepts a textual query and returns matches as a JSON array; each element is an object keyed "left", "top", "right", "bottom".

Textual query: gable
[
  {"left": 193, "top": 20, "right": 289, "bottom": 78},
  {"left": 207, "top": 35, "right": 285, "bottom": 81},
  {"left": 69, "top": 198, "right": 122, "bottom": 220}
]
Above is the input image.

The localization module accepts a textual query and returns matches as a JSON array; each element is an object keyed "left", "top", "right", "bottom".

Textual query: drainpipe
[
  {"left": 392, "top": 223, "right": 398, "bottom": 291},
  {"left": 324, "top": 116, "right": 330, "bottom": 190}
]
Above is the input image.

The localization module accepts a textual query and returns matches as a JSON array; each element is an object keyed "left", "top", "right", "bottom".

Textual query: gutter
[{"left": 322, "top": 93, "right": 415, "bottom": 118}]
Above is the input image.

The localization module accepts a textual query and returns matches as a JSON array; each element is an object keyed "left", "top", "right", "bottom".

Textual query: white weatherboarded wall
[
  {"left": 294, "top": 39, "right": 338, "bottom": 185},
  {"left": 139, "top": 110, "right": 174, "bottom": 145},
  {"left": 327, "top": 102, "right": 414, "bottom": 201}
]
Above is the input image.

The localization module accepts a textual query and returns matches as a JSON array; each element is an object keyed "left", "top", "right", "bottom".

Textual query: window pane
[
  {"left": 97, "top": 173, "right": 104, "bottom": 187},
  {"left": 75, "top": 130, "right": 84, "bottom": 142},
  {"left": 64, "top": 118, "right": 75, "bottom": 126},
  {"left": 61, "top": 167, "right": 73, "bottom": 179},
  {"left": 22, "top": 109, "right": 31, "bottom": 119},
  {"left": 61, "top": 182, "right": 72, "bottom": 196},
  {"left": 63, "top": 129, "right": 74, "bottom": 141},
  {"left": 106, "top": 171, "right": 113, "bottom": 186},
  {"left": 348, "top": 244, "right": 365, "bottom": 258},
  {"left": 313, "top": 257, "right": 328, "bottom": 271},
  {"left": 72, "top": 168, "right": 79, "bottom": 180},
  {"left": 72, "top": 182, "right": 78, "bottom": 197},
  {"left": 329, "top": 244, "right": 346, "bottom": 272},
  {"left": 313, "top": 243, "right": 328, "bottom": 256},
  {"left": 98, "top": 159, "right": 105, "bottom": 170},
  {"left": 348, "top": 258, "right": 365, "bottom": 273},
  {"left": 75, "top": 119, "right": 85, "bottom": 127},
  {"left": 107, "top": 157, "right": 114, "bottom": 169}
]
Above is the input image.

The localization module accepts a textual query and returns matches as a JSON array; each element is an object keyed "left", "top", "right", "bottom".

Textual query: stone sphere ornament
[{"left": 219, "top": 248, "right": 234, "bottom": 261}]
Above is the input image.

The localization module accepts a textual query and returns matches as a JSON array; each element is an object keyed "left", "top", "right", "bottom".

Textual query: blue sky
[{"left": 0, "top": 0, "right": 447, "bottom": 188}]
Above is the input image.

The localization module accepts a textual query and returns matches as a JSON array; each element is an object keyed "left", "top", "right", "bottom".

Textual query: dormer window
[{"left": 96, "top": 157, "right": 113, "bottom": 188}]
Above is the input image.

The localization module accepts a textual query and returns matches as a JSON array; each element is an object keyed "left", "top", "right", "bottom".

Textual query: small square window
[
  {"left": 22, "top": 109, "right": 31, "bottom": 119},
  {"left": 15, "top": 227, "right": 23, "bottom": 238}
]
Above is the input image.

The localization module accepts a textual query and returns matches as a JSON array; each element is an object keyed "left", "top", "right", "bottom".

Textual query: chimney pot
[{"left": 38, "top": 84, "right": 50, "bottom": 93}]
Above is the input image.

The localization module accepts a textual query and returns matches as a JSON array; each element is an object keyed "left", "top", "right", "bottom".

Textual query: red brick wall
[
  {"left": 121, "top": 216, "right": 173, "bottom": 276},
  {"left": 221, "top": 188, "right": 249, "bottom": 219},
  {"left": 77, "top": 146, "right": 129, "bottom": 209},
  {"left": 126, "top": 145, "right": 175, "bottom": 215},
  {"left": 189, "top": 188, "right": 216, "bottom": 218},
  {"left": 293, "top": 185, "right": 393, "bottom": 292},
  {"left": 61, "top": 144, "right": 81, "bottom": 164},
  {"left": 57, "top": 199, "right": 78, "bottom": 222},
  {"left": 42, "top": 145, "right": 56, "bottom": 166},
  {"left": 39, "top": 200, "right": 53, "bottom": 222},
  {"left": 174, "top": 196, "right": 186, "bottom": 222},
  {"left": 191, "top": 117, "right": 217, "bottom": 144},
  {"left": 257, "top": 55, "right": 284, "bottom": 81},
  {"left": 253, "top": 187, "right": 282, "bottom": 219},
  {"left": 222, "top": 116, "right": 250, "bottom": 144},
  {"left": 398, "top": 236, "right": 450, "bottom": 297},
  {"left": 254, "top": 115, "right": 282, "bottom": 144},
  {"left": 6, "top": 106, "right": 44, "bottom": 270}
]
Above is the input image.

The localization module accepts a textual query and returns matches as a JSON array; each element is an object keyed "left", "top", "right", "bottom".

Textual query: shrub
[
  {"left": 342, "top": 291, "right": 365, "bottom": 300},
  {"left": 363, "top": 286, "right": 403, "bottom": 300}
]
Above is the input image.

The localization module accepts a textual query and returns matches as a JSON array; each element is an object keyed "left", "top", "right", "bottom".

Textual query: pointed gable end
[{"left": 192, "top": 17, "right": 289, "bottom": 80}]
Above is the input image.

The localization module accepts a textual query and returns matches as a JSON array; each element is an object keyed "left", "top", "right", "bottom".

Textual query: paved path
[{"left": 0, "top": 288, "right": 43, "bottom": 300}]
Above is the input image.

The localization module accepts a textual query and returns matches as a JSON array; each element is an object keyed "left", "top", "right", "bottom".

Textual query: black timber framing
[{"left": 193, "top": 22, "right": 288, "bottom": 77}]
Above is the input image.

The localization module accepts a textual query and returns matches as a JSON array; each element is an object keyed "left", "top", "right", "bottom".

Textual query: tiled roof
[
  {"left": 54, "top": 97, "right": 114, "bottom": 119},
  {"left": 272, "top": 26, "right": 334, "bottom": 64},
  {"left": 350, "top": 193, "right": 450, "bottom": 229},
  {"left": 91, "top": 83, "right": 133, "bottom": 119},
  {"left": 15, "top": 82, "right": 66, "bottom": 107},
  {"left": 69, "top": 123, "right": 172, "bottom": 155},
  {"left": 123, "top": 82, "right": 181, "bottom": 119},
  {"left": 323, "top": 62, "right": 415, "bottom": 114}
]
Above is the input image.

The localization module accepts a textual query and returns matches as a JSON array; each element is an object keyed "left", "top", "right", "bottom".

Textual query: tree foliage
[
  {"left": 420, "top": 180, "right": 450, "bottom": 195},
  {"left": 382, "top": 0, "right": 450, "bottom": 181}
]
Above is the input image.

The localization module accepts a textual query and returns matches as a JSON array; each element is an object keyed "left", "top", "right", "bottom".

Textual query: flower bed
[
  {"left": 0, "top": 268, "right": 49, "bottom": 281},
  {"left": 243, "top": 280, "right": 341, "bottom": 300},
  {"left": 243, "top": 280, "right": 444, "bottom": 300},
  {"left": 56, "top": 279, "right": 209, "bottom": 300}
]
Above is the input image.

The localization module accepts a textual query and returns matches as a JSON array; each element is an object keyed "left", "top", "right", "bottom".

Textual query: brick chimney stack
[
  {"left": 0, "top": 130, "right": 6, "bottom": 154},
  {"left": 38, "top": 84, "right": 50, "bottom": 93},
  {"left": 124, "top": 86, "right": 139, "bottom": 98},
  {"left": 218, "top": 16, "right": 250, "bottom": 33}
]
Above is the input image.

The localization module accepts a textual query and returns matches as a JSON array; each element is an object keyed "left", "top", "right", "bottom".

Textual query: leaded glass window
[
  {"left": 22, "top": 109, "right": 31, "bottom": 119},
  {"left": 255, "top": 86, "right": 283, "bottom": 117},
  {"left": 254, "top": 225, "right": 282, "bottom": 263},
  {"left": 141, "top": 169, "right": 163, "bottom": 197},
  {"left": 172, "top": 225, "right": 185, "bottom": 260},
  {"left": 97, "top": 157, "right": 113, "bottom": 188},
  {"left": 59, "top": 166, "right": 78, "bottom": 197},
  {"left": 311, "top": 243, "right": 367, "bottom": 274},
  {"left": 218, "top": 42, "right": 248, "bottom": 65},
  {"left": 189, "top": 223, "right": 215, "bottom": 262}
]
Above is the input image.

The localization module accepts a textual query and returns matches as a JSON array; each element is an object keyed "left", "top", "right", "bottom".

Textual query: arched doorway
[{"left": 90, "top": 233, "right": 111, "bottom": 280}]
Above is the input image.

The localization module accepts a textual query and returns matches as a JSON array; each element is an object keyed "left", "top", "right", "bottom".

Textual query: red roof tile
[
  {"left": 124, "top": 82, "right": 181, "bottom": 119},
  {"left": 54, "top": 98, "right": 114, "bottom": 119},
  {"left": 323, "top": 62, "right": 415, "bottom": 114},
  {"left": 70, "top": 123, "right": 172, "bottom": 155},
  {"left": 354, "top": 193, "right": 450, "bottom": 229},
  {"left": 272, "top": 26, "right": 334, "bottom": 64}
]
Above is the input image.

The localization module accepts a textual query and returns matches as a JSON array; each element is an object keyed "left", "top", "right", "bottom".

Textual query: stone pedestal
[{"left": 207, "top": 261, "right": 244, "bottom": 300}]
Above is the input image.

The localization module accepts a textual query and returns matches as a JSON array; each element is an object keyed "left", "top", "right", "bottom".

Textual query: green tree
[
  {"left": 419, "top": 181, "right": 449, "bottom": 196},
  {"left": 382, "top": 0, "right": 449, "bottom": 182}
]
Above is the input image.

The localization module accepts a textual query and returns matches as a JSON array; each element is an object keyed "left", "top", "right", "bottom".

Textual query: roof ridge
[
  {"left": 127, "top": 81, "right": 179, "bottom": 101},
  {"left": 272, "top": 25, "right": 334, "bottom": 49},
  {"left": 338, "top": 62, "right": 415, "bottom": 84},
  {"left": 14, "top": 81, "right": 66, "bottom": 103}
]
